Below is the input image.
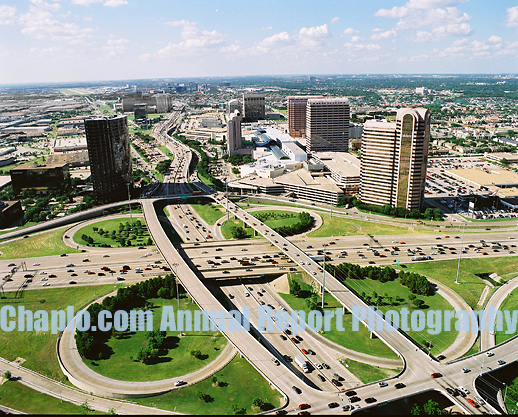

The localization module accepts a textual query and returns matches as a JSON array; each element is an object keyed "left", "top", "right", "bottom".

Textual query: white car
[
  {"left": 486, "top": 351, "right": 494, "bottom": 357},
  {"left": 33, "top": 263, "right": 40, "bottom": 266},
  {"left": 39, "top": 271, "right": 47, "bottom": 275},
  {"left": 174, "top": 380, "right": 185, "bottom": 387},
  {"left": 40, "top": 277, "right": 48, "bottom": 281},
  {"left": 510, "top": 236, "right": 515, "bottom": 239},
  {"left": 42, "top": 282, "right": 50, "bottom": 286}
]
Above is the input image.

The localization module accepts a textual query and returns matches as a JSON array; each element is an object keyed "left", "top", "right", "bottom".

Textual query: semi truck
[{"left": 295, "top": 355, "right": 309, "bottom": 373}]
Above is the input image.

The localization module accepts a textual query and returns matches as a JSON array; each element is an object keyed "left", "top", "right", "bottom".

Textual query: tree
[
  {"left": 252, "top": 397, "right": 265, "bottom": 408},
  {"left": 423, "top": 399, "right": 442, "bottom": 415},
  {"left": 80, "top": 401, "right": 92, "bottom": 415},
  {"left": 501, "top": 158, "right": 509, "bottom": 166},
  {"left": 3, "top": 370, "right": 11, "bottom": 380},
  {"left": 191, "top": 349, "right": 202, "bottom": 358},
  {"left": 230, "top": 225, "right": 248, "bottom": 239},
  {"left": 410, "top": 403, "right": 421, "bottom": 415},
  {"left": 413, "top": 298, "right": 425, "bottom": 308},
  {"left": 289, "top": 279, "right": 303, "bottom": 298}
]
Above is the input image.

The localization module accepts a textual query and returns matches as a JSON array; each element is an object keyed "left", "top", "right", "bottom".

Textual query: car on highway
[
  {"left": 345, "top": 390, "right": 357, "bottom": 397},
  {"left": 365, "top": 397, "right": 377, "bottom": 404},
  {"left": 378, "top": 381, "right": 388, "bottom": 387},
  {"left": 395, "top": 383, "right": 406, "bottom": 389},
  {"left": 291, "top": 386, "right": 301, "bottom": 394},
  {"left": 349, "top": 396, "right": 360, "bottom": 403},
  {"left": 498, "top": 360, "right": 506, "bottom": 365},
  {"left": 328, "top": 402, "right": 339, "bottom": 408},
  {"left": 174, "top": 380, "right": 185, "bottom": 387},
  {"left": 49, "top": 274, "right": 57, "bottom": 278},
  {"left": 462, "top": 368, "right": 471, "bottom": 373},
  {"left": 69, "top": 281, "right": 77, "bottom": 284},
  {"left": 431, "top": 372, "right": 443, "bottom": 378},
  {"left": 486, "top": 351, "right": 494, "bottom": 357}
]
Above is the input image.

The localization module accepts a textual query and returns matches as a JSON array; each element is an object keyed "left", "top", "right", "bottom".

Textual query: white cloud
[
  {"left": 371, "top": 29, "right": 397, "bottom": 40},
  {"left": 104, "top": 0, "right": 128, "bottom": 7},
  {"left": 343, "top": 27, "right": 358, "bottom": 35},
  {"left": 220, "top": 44, "right": 240, "bottom": 53},
  {"left": 505, "top": 6, "right": 518, "bottom": 27},
  {"left": 344, "top": 42, "right": 381, "bottom": 51},
  {"left": 375, "top": 0, "right": 473, "bottom": 41},
  {"left": 330, "top": 17, "right": 339, "bottom": 24},
  {"left": 19, "top": 4, "right": 94, "bottom": 43},
  {"left": 103, "top": 37, "right": 129, "bottom": 57},
  {"left": 298, "top": 24, "right": 330, "bottom": 47},
  {"left": 398, "top": 53, "right": 429, "bottom": 62},
  {"left": 30, "top": 46, "right": 61, "bottom": 56},
  {"left": 350, "top": 35, "right": 363, "bottom": 42},
  {"left": 259, "top": 31, "right": 292, "bottom": 47},
  {"left": 70, "top": 0, "right": 103, "bottom": 5},
  {"left": 0, "top": 5, "right": 17, "bottom": 25},
  {"left": 488, "top": 35, "right": 503, "bottom": 43},
  {"left": 164, "top": 20, "right": 197, "bottom": 27},
  {"left": 261, "top": 26, "right": 272, "bottom": 30}
]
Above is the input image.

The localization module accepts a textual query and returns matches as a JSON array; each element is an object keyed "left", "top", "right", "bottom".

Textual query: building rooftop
[
  {"left": 275, "top": 169, "right": 343, "bottom": 192},
  {"left": 11, "top": 162, "right": 68, "bottom": 171},
  {"left": 312, "top": 152, "right": 361, "bottom": 177}
]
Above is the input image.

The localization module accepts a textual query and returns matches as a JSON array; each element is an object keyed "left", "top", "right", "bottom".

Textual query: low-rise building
[{"left": 10, "top": 163, "right": 71, "bottom": 196}]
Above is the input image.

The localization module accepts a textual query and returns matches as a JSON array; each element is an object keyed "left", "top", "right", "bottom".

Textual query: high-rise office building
[
  {"left": 287, "top": 95, "right": 323, "bottom": 138},
  {"left": 242, "top": 93, "right": 265, "bottom": 120},
  {"left": 305, "top": 98, "right": 350, "bottom": 153},
  {"left": 360, "top": 108, "right": 431, "bottom": 210},
  {"left": 227, "top": 109, "right": 242, "bottom": 156},
  {"left": 84, "top": 115, "right": 132, "bottom": 204}
]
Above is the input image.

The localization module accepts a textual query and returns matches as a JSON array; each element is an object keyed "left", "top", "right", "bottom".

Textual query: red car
[
  {"left": 400, "top": 241, "right": 406, "bottom": 244},
  {"left": 483, "top": 252, "right": 488, "bottom": 255},
  {"left": 298, "top": 404, "right": 310, "bottom": 410},
  {"left": 467, "top": 398, "right": 479, "bottom": 408},
  {"left": 444, "top": 235, "right": 450, "bottom": 238},
  {"left": 291, "top": 337, "right": 299, "bottom": 344},
  {"left": 431, "top": 372, "right": 442, "bottom": 378},
  {"left": 301, "top": 348, "right": 308, "bottom": 354}
]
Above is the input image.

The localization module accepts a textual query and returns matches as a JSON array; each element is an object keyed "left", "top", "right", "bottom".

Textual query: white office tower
[
  {"left": 305, "top": 98, "right": 350, "bottom": 153},
  {"left": 227, "top": 109, "right": 242, "bottom": 156},
  {"left": 360, "top": 108, "right": 431, "bottom": 211}
]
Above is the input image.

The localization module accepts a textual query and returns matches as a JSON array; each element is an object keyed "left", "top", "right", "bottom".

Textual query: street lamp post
[
  {"left": 127, "top": 183, "right": 133, "bottom": 229},
  {"left": 455, "top": 221, "right": 467, "bottom": 284},
  {"left": 225, "top": 178, "right": 229, "bottom": 222},
  {"left": 322, "top": 244, "right": 326, "bottom": 311},
  {"left": 172, "top": 263, "right": 180, "bottom": 311}
]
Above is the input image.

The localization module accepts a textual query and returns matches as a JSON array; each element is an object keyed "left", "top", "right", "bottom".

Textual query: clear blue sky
[{"left": 1, "top": 0, "right": 517, "bottom": 83}]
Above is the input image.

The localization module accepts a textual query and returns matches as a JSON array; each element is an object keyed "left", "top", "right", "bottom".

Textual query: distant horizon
[{"left": 1, "top": 72, "right": 518, "bottom": 88}]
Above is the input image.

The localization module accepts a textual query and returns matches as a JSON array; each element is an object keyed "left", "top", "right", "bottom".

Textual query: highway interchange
[{"left": 1, "top": 109, "right": 518, "bottom": 414}]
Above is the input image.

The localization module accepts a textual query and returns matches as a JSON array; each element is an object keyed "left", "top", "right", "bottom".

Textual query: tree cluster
[
  {"left": 399, "top": 271, "right": 432, "bottom": 296},
  {"left": 229, "top": 225, "right": 248, "bottom": 239},
  {"left": 75, "top": 275, "right": 177, "bottom": 358},
  {"left": 155, "top": 159, "right": 172, "bottom": 175},
  {"left": 227, "top": 154, "right": 253, "bottom": 166},
  {"left": 136, "top": 330, "right": 167, "bottom": 364},
  {"left": 325, "top": 262, "right": 397, "bottom": 283},
  {"left": 273, "top": 212, "right": 313, "bottom": 237},
  {"left": 350, "top": 197, "right": 443, "bottom": 221}
]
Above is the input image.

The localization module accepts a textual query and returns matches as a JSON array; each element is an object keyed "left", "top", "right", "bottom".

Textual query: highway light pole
[
  {"left": 172, "top": 263, "right": 180, "bottom": 311},
  {"left": 225, "top": 178, "right": 229, "bottom": 222},
  {"left": 455, "top": 221, "right": 467, "bottom": 284},
  {"left": 127, "top": 183, "right": 133, "bottom": 229},
  {"left": 322, "top": 243, "right": 326, "bottom": 311}
]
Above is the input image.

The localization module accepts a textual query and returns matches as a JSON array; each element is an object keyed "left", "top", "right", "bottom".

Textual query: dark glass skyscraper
[{"left": 84, "top": 115, "right": 132, "bottom": 204}]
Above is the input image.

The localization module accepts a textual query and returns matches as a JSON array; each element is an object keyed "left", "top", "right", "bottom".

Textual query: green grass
[
  {"left": 405, "top": 256, "right": 518, "bottom": 309},
  {"left": 0, "top": 381, "right": 105, "bottom": 414},
  {"left": 278, "top": 276, "right": 399, "bottom": 360},
  {"left": 0, "top": 285, "right": 118, "bottom": 381},
  {"left": 463, "top": 342, "right": 479, "bottom": 357},
  {"left": 221, "top": 219, "right": 255, "bottom": 240},
  {"left": 344, "top": 278, "right": 458, "bottom": 354},
  {"left": 158, "top": 147, "right": 174, "bottom": 160},
  {"left": 308, "top": 215, "right": 435, "bottom": 238},
  {"left": 84, "top": 297, "right": 227, "bottom": 381},
  {"left": 75, "top": 217, "right": 151, "bottom": 248},
  {"left": 0, "top": 228, "right": 79, "bottom": 260},
  {"left": 341, "top": 358, "right": 400, "bottom": 384},
  {"left": 495, "top": 290, "right": 518, "bottom": 344},
  {"left": 252, "top": 210, "right": 303, "bottom": 229},
  {"left": 198, "top": 172, "right": 215, "bottom": 187},
  {"left": 189, "top": 202, "right": 225, "bottom": 225},
  {"left": 153, "top": 170, "right": 164, "bottom": 182},
  {"left": 134, "top": 355, "right": 283, "bottom": 414}
]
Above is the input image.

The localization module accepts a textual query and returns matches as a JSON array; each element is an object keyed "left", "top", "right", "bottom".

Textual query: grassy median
[
  {"left": 0, "top": 228, "right": 79, "bottom": 260},
  {"left": 0, "top": 285, "right": 118, "bottom": 381},
  {"left": 135, "top": 354, "right": 283, "bottom": 414}
]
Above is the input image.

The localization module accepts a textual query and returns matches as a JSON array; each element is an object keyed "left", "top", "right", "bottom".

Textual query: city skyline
[{"left": 0, "top": 0, "right": 518, "bottom": 84}]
